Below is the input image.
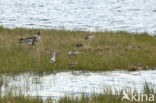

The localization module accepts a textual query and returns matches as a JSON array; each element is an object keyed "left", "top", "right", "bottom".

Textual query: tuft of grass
[
  {"left": 143, "top": 82, "right": 155, "bottom": 94},
  {"left": 1, "top": 26, "right": 156, "bottom": 73},
  {"left": 0, "top": 94, "right": 43, "bottom": 103}
]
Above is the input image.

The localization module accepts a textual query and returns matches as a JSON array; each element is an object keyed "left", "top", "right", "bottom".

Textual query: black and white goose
[{"left": 19, "top": 31, "right": 41, "bottom": 45}]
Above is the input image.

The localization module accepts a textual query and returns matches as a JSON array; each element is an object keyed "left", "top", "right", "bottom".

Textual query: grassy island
[{"left": 0, "top": 26, "right": 156, "bottom": 73}]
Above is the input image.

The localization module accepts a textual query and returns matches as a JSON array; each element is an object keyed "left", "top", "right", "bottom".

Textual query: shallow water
[
  {"left": 0, "top": 0, "right": 156, "bottom": 34},
  {"left": 1, "top": 70, "right": 156, "bottom": 99}
]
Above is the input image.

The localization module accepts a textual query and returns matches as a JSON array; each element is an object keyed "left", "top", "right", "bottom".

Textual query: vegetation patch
[
  {"left": 0, "top": 82, "right": 155, "bottom": 103},
  {"left": 0, "top": 26, "right": 156, "bottom": 73}
]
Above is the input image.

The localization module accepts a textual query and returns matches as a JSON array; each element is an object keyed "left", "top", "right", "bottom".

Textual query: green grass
[
  {"left": 58, "top": 83, "right": 156, "bottom": 103},
  {"left": 0, "top": 77, "right": 2, "bottom": 98},
  {"left": 0, "top": 26, "right": 156, "bottom": 73},
  {"left": 0, "top": 83, "right": 155, "bottom": 103},
  {"left": 0, "top": 95, "right": 43, "bottom": 103}
]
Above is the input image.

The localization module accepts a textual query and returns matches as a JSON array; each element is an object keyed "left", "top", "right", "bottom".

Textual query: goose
[
  {"left": 68, "top": 61, "right": 78, "bottom": 67},
  {"left": 50, "top": 52, "right": 56, "bottom": 63},
  {"left": 74, "top": 52, "right": 81, "bottom": 55},
  {"left": 68, "top": 51, "right": 80, "bottom": 56},
  {"left": 75, "top": 43, "right": 83, "bottom": 48},
  {"left": 85, "top": 34, "right": 95, "bottom": 40},
  {"left": 19, "top": 31, "right": 41, "bottom": 45}
]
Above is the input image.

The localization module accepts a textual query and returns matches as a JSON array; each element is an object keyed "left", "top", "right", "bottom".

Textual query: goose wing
[{"left": 19, "top": 37, "right": 33, "bottom": 43}]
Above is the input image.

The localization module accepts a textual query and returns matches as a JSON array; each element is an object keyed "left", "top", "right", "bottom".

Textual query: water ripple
[{"left": 0, "top": 0, "right": 156, "bottom": 34}]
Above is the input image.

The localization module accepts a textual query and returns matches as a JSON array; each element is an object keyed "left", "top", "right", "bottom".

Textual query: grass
[
  {"left": 0, "top": 95, "right": 43, "bottom": 103},
  {"left": 0, "top": 77, "right": 2, "bottom": 98},
  {"left": 58, "top": 83, "right": 156, "bottom": 103},
  {"left": 0, "top": 26, "right": 156, "bottom": 73},
  {"left": 0, "top": 83, "right": 155, "bottom": 103}
]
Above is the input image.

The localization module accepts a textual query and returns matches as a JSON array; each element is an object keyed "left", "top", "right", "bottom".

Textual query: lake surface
[
  {"left": 0, "top": 0, "right": 156, "bottom": 34},
  {"left": 1, "top": 70, "right": 156, "bottom": 99}
]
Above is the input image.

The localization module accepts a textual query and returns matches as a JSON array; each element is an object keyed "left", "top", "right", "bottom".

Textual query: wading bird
[{"left": 50, "top": 52, "right": 56, "bottom": 63}]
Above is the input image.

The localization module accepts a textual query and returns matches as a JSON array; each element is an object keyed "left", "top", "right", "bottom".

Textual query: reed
[
  {"left": 0, "top": 94, "right": 43, "bottom": 103},
  {"left": 0, "top": 77, "right": 2, "bottom": 98},
  {"left": 59, "top": 83, "right": 156, "bottom": 103},
  {"left": 0, "top": 26, "right": 156, "bottom": 73},
  {"left": 0, "top": 83, "right": 155, "bottom": 103}
]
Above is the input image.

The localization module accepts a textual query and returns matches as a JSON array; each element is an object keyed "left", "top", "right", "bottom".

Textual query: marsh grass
[
  {"left": 0, "top": 77, "right": 2, "bottom": 98},
  {"left": 59, "top": 83, "right": 156, "bottom": 103},
  {"left": 0, "top": 78, "right": 43, "bottom": 103},
  {"left": 0, "top": 94, "right": 43, "bottom": 103},
  {"left": 144, "top": 82, "right": 155, "bottom": 94},
  {"left": 0, "top": 26, "right": 156, "bottom": 73},
  {"left": 0, "top": 82, "right": 155, "bottom": 103}
]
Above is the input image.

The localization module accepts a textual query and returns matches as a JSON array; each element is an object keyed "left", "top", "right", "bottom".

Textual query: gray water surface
[
  {"left": 0, "top": 0, "right": 156, "bottom": 34},
  {"left": 1, "top": 70, "right": 156, "bottom": 98}
]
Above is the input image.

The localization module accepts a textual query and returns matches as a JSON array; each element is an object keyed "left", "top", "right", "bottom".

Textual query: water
[
  {"left": 1, "top": 70, "right": 156, "bottom": 99},
  {"left": 0, "top": 0, "right": 156, "bottom": 34}
]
